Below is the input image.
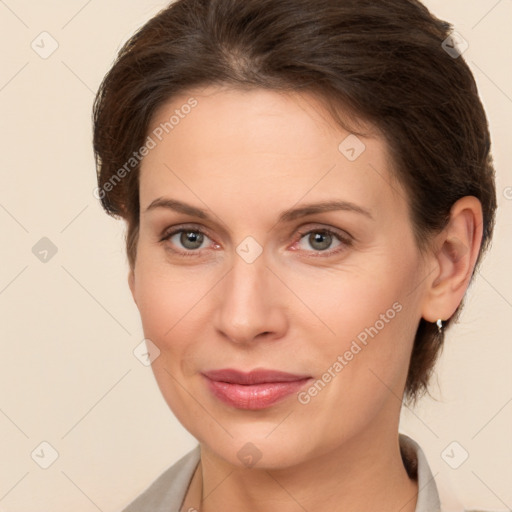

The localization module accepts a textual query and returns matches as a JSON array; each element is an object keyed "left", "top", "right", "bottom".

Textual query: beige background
[{"left": 0, "top": 1, "right": 511, "bottom": 510}]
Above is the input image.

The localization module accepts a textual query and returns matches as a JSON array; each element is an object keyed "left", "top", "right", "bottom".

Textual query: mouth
[{"left": 201, "top": 368, "right": 313, "bottom": 410}]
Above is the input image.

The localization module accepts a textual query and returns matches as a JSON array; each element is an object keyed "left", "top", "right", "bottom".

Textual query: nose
[{"left": 213, "top": 247, "right": 288, "bottom": 346}]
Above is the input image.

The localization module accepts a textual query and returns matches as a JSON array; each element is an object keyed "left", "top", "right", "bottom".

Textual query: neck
[{"left": 182, "top": 424, "right": 419, "bottom": 512}]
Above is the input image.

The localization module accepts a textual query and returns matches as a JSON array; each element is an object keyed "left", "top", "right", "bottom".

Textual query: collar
[{"left": 399, "top": 433, "right": 442, "bottom": 512}]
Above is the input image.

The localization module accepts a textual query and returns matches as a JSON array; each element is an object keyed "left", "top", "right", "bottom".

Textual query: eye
[
  {"left": 160, "top": 226, "right": 215, "bottom": 257},
  {"left": 160, "top": 224, "right": 352, "bottom": 258},
  {"left": 293, "top": 227, "right": 352, "bottom": 256}
]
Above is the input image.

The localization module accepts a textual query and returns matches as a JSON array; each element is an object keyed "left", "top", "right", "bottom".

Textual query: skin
[{"left": 128, "top": 85, "right": 483, "bottom": 512}]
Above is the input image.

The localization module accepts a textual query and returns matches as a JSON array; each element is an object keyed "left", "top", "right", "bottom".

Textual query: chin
[{"left": 195, "top": 426, "right": 317, "bottom": 471}]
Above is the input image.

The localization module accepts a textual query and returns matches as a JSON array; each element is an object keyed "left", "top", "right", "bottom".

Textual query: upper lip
[{"left": 202, "top": 368, "right": 312, "bottom": 385}]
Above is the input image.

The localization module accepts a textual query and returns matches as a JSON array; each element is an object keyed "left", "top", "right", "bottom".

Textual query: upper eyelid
[
  {"left": 161, "top": 223, "right": 213, "bottom": 240},
  {"left": 161, "top": 221, "right": 348, "bottom": 236}
]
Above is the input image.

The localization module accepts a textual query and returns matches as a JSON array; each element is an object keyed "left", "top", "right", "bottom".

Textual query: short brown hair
[{"left": 93, "top": 0, "right": 497, "bottom": 405}]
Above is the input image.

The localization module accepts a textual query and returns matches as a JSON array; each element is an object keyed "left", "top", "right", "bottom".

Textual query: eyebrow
[{"left": 144, "top": 197, "right": 374, "bottom": 223}]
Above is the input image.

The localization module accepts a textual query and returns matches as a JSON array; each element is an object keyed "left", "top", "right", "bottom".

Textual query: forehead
[
  {"left": 146, "top": 85, "right": 375, "bottom": 158},
  {"left": 139, "top": 86, "right": 407, "bottom": 220}
]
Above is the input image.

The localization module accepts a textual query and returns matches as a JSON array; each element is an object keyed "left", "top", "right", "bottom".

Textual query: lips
[
  {"left": 201, "top": 368, "right": 313, "bottom": 409},
  {"left": 203, "top": 368, "right": 311, "bottom": 384}
]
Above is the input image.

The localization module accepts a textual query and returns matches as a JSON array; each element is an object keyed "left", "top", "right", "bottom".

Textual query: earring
[{"left": 436, "top": 319, "right": 443, "bottom": 333}]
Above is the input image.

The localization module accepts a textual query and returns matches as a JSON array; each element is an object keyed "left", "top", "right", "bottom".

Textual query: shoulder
[
  {"left": 399, "top": 434, "right": 500, "bottom": 512},
  {"left": 120, "top": 445, "right": 201, "bottom": 512}
]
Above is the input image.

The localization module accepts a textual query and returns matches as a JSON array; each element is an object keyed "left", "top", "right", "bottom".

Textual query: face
[{"left": 129, "top": 86, "right": 430, "bottom": 469}]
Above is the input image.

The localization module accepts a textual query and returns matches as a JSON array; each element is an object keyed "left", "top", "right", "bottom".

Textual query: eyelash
[{"left": 159, "top": 224, "right": 353, "bottom": 259}]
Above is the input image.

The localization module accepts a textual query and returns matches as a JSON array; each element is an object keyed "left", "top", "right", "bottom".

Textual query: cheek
[
  {"left": 289, "top": 256, "right": 420, "bottom": 402},
  {"left": 132, "top": 259, "right": 207, "bottom": 421},
  {"left": 133, "top": 253, "right": 189, "bottom": 346},
  {"left": 284, "top": 257, "right": 412, "bottom": 344},
  {"left": 136, "top": 276, "right": 176, "bottom": 342},
  {"left": 132, "top": 249, "right": 219, "bottom": 365},
  {"left": 294, "top": 294, "right": 415, "bottom": 442}
]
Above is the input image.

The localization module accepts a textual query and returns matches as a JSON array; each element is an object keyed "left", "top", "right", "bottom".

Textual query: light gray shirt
[{"left": 120, "top": 433, "right": 442, "bottom": 511}]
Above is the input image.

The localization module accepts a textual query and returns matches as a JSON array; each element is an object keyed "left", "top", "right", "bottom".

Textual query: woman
[{"left": 93, "top": 0, "right": 497, "bottom": 510}]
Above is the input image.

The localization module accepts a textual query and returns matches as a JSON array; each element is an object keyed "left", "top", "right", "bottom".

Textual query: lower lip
[{"left": 203, "top": 376, "right": 312, "bottom": 410}]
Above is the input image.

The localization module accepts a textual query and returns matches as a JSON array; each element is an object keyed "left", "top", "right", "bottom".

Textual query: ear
[
  {"left": 421, "top": 196, "right": 483, "bottom": 323},
  {"left": 128, "top": 268, "right": 137, "bottom": 306}
]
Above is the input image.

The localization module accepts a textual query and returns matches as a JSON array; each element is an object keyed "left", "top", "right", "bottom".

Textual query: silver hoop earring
[{"left": 436, "top": 319, "right": 443, "bottom": 333}]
